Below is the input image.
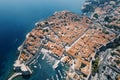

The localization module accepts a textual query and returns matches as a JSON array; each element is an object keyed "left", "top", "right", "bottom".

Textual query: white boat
[
  {"left": 56, "top": 74, "right": 59, "bottom": 80},
  {"left": 51, "top": 76, "right": 54, "bottom": 80},
  {"left": 58, "top": 70, "right": 63, "bottom": 78},
  {"left": 42, "top": 54, "right": 46, "bottom": 60},
  {"left": 53, "top": 61, "right": 60, "bottom": 69},
  {"left": 34, "top": 65, "right": 37, "bottom": 68},
  {"left": 38, "top": 63, "right": 41, "bottom": 69}
]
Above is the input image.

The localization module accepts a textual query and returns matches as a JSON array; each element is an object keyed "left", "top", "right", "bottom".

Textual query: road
[
  {"left": 98, "top": 49, "right": 111, "bottom": 80},
  {"left": 107, "top": 65, "right": 120, "bottom": 74}
]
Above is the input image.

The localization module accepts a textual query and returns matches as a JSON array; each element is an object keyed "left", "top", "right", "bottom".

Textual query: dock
[{"left": 8, "top": 73, "right": 22, "bottom": 80}]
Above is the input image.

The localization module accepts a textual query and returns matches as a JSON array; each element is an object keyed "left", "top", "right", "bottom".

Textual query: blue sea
[{"left": 0, "top": 0, "right": 85, "bottom": 80}]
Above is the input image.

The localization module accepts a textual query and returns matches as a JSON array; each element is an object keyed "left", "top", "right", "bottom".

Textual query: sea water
[{"left": 0, "top": 0, "right": 85, "bottom": 80}]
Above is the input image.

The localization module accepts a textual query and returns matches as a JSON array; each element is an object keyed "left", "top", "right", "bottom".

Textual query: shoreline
[
  {"left": 0, "top": 0, "right": 86, "bottom": 80},
  {"left": 7, "top": 0, "right": 120, "bottom": 78}
]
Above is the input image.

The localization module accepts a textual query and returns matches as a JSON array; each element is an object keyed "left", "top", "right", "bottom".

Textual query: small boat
[
  {"left": 51, "top": 76, "right": 54, "bottom": 80},
  {"left": 42, "top": 54, "right": 46, "bottom": 60},
  {"left": 53, "top": 61, "right": 60, "bottom": 69},
  {"left": 56, "top": 74, "right": 59, "bottom": 80},
  {"left": 38, "top": 63, "right": 41, "bottom": 69},
  {"left": 58, "top": 70, "right": 63, "bottom": 78},
  {"left": 34, "top": 65, "right": 37, "bottom": 68}
]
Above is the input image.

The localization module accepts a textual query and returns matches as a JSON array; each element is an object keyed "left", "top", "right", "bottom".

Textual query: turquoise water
[{"left": 0, "top": 0, "right": 85, "bottom": 80}]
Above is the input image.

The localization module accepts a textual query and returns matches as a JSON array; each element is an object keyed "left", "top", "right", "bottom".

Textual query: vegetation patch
[{"left": 92, "top": 57, "right": 99, "bottom": 74}]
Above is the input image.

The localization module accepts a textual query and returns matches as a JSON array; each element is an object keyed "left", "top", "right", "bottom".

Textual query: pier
[{"left": 8, "top": 73, "right": 22, "bottom": 80}]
